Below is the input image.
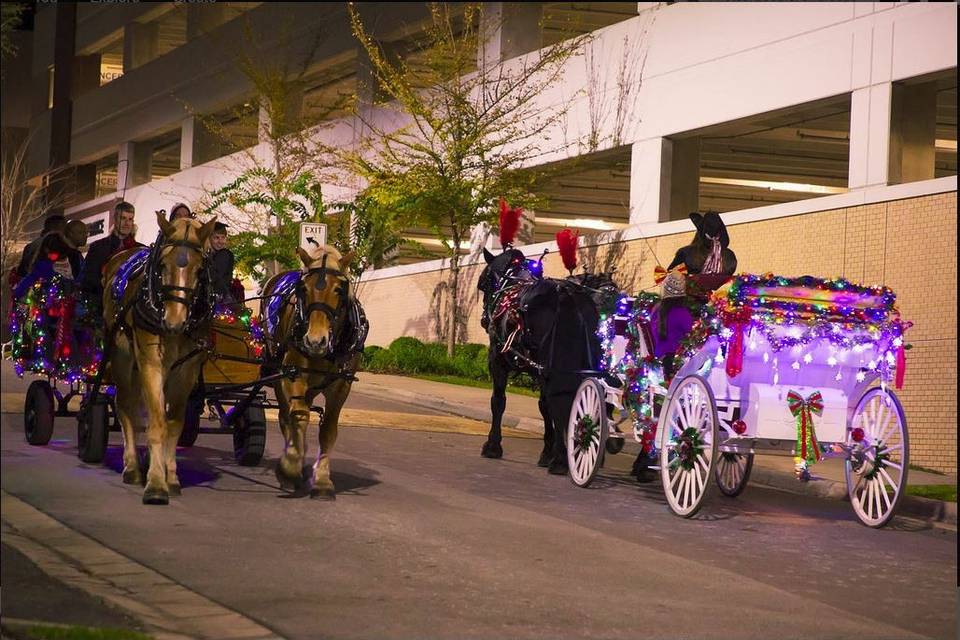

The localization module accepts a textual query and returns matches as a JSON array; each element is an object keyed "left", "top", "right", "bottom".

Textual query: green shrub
[{"left": 360, "top": 339, "right": 539, "bottom": 391}]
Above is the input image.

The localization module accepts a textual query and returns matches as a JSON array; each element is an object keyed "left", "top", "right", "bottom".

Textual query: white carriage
[{"left": 566, "top": 274, "right": 911, "bottom": 528}]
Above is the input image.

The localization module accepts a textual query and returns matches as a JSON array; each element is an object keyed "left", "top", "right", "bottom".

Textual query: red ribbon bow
[
  {"left": 653, "top": 264, "right": 686, "bottom": 285},
  {"left": 787, "top": 390, "right": 824, "bottom": 464}
]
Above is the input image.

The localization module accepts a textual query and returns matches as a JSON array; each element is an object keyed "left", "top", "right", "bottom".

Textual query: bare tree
[
  {"left": 583, "top": 9, "right": 658, "bottom": 153},
  {"left": 346, "top": 2, "right": 590, "bottom": 356},
  {"left": 1, "top": 134, "right": 66, "bottom": 276}
]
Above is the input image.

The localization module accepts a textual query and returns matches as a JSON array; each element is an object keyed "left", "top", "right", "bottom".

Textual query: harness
[
  {"left": 272, "top": 255, "right": 368, "bottom": 363},
  {"left": 132, "top": 233, "right": 213, "bottom": 335}
]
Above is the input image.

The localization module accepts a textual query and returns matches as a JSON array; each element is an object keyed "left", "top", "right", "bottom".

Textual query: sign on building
[
  {"left": 83, "top": 211, "right": 111, "bottom": 246},
  {"left": 299, "top": 222, "right": 327, "bottom": 253}
]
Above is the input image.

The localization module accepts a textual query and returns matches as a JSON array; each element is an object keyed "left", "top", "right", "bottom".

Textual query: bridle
[
  {"left": 291, "top": 253, "right": 351, "bottom": 355},
  {"left": 136, "top": 233, "right": 211, "bottom": 334}
]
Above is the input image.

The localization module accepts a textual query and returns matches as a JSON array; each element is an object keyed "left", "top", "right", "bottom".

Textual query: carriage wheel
[
  {"left": 845, "top": 388, "right": 909, "bottom": 528},
  {"left": 659, "top": 375, "right": 718, "bottom": 517},
  {"left": 566, "top": 379, "right": 609, "bottom": 487},
  {"left": 77, "top": 394, "right": 109, "bottom": 463},
  {"left": 177, "top": 389, "right": 204, "bottom": 448},
  {"left": 233, "top": 405, "right": 266, "bottom": 466},
  {"left": 715, "top": 452, "right": 754, "bottom": 497},
  {"left": 24, "top": 380, "right": 55, "bottom": 445}
]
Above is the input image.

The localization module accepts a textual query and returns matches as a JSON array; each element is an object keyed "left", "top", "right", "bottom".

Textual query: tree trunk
[{"left": 446, "top": 250, "right": 460, "bottom": 357}]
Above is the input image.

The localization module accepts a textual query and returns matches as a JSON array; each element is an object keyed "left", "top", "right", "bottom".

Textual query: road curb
[
  {"left": 355, "top": 380, "right": 957, "bottom": 527},
  {"left": 352, "top": 383, "right": 532, "bottom": 430},
  {"left": 0, "top": 491, "right": 284, "bottom": 640}
]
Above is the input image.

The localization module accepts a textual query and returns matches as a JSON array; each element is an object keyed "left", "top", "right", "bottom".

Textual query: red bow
[{"left": 787, "top": 390, "right": 824, "bottom": 464}]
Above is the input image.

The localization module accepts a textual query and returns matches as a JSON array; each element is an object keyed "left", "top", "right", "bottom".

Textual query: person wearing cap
[
  {"left": 208, "top": 221, "right": 236, "bottom": 302},
  {"left": 168, "top": 202, "right": 194, "bottom": 221},
  {"left": 13, "top": 220, "right": 88, "bottom": 299},
  {"left": 79, "top": 201, "right": 142, "bottom": 306}
]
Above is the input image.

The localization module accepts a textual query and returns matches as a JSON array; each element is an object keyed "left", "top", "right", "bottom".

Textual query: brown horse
[
  {"left": 102, "top": 212, "right": 216, "bottom": 504},
  {"left": 262, "top": 245, "right": 358, "bottom": 499}
]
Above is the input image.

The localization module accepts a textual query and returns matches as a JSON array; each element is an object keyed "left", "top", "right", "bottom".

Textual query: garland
[
  {"left": 212, "top": 304, "right": 267, "bottom": 358},
  {"left": 8, "top": 275, "right": 103, "bottom": 381}
]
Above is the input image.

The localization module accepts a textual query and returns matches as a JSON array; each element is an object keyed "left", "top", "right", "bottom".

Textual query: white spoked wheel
[
  {"left": 567, "top": 378, "right": 608, "bottom": 488},
  {"left": 715, "top": 452, "right": 754, "bottom": 498},
  {"left": 659, "top": 375, "right": 718, "bottom": 517},
  {"left": 845, "top": 387, "right": 909, "bottom": 528}
]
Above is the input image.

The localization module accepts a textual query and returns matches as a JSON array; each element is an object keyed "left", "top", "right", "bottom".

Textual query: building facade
[{"left": 4, "top": 2, "right": 957, "bottom": 471}]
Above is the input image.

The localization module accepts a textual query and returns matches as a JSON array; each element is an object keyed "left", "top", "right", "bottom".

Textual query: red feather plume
[
  {"left": 498, "top": 197, "right": 522, "bottom": 247},
  {"left": 556, "top": 228, "right": 579, "bottom": 273}
]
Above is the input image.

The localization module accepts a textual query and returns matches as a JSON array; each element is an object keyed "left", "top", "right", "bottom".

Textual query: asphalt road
[{"left": 0, "top": 375, "right": 956, "bottom": 639}]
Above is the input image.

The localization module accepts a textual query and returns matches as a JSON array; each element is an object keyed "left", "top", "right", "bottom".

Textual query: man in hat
[
  {"left": 208, "top": 221, "right": 236, "bottom": 302},
  {"left": 79, "top": 201, "right": 142, "bottom": 306}
]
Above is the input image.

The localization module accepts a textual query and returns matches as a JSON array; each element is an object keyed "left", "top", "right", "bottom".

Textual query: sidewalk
[{"left": 353, "top": 372, "right": 958, "bottom": 526}]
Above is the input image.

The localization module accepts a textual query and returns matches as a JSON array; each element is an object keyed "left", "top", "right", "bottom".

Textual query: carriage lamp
[
  {"left": 850, "top": 427, "right": 865, "bottom": 443},
  {"left": 525, "top": 259, "right": 543, "bottom": 278},
  {"left": 731, "top": 419, "right": 747, "bottom": 435}
]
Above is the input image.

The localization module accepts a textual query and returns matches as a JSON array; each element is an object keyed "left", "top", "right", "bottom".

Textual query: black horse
[{"left": 477, "top": 247, "right": 611, "bottom": 474}]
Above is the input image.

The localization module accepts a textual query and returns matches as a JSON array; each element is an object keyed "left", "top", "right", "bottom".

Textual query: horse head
[
  {"left": 295, "top": 245, "right": 354, "bottom": 358},
  {"left": 154, "top": 212, "right": 216, "bottom": 333}
]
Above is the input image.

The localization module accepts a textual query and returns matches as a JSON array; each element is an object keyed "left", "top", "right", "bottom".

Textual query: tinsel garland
[
  {"left": 212, "top": 304, "right": 267, "bottom": 358},
  {"left": 8, "top": 275, "right": 103, "bottom": 381}
]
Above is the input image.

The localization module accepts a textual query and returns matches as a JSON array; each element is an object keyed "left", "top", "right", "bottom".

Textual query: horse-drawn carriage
[
  {"left": 9, "top": 269, "right": 274, "bottom": 467},
  {"left": 566, "top": 273, "right": 912, "bottom": 528},
  {"left": 8, "top": 215, "right": 366, "bottom": 503}
]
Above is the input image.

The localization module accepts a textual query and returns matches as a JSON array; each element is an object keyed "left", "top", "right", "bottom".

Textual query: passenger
[
  {"left": 168, "top": 202, "right": 194, "bottom": 221},
  {"left": 208, "top": 222, "right": 237, "bottom": 303},
  {"left": 79, "top": 201, "right": 142, "bottom": 306},
  {"left": 14, "top": 214, "right": 66, "bottom": 282},
  {"left": 13, "top": 220, "right": 88, "bottom": 299}
]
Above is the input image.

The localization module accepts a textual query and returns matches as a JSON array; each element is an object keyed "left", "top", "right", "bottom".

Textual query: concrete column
[
  {"left": 123, "top": 21, "right": 159, "bottom": 72},
  {"left": 71, "top": 54, "right": 100, "bottom": 99},
  {"left": 478, "top": 2, "right": 542, "bottom": 69},
  {"left": 629, "top": 137, "right": 700, "bottom": 225},
  {"left": 889, "top": 81, "right": 938, "bottom": 184},
  {"left": 180, "top": 116, "right": 220, "bottom": 169},
  {"left": 354, "top": 42, "right": 378, "bottom": 109},
  {"left": 848, "top": 83, "right": 893, "bottom": 189},
  {"left": 629, "top": 138, "right": 669, "bottom": 225},
  {"left": 668, "top": 137, "right": 700, "bottom": 220},
  {"left": 118, "top": 141, "right": 151, "bottom": 190},
  {"left": 186, "top": 4, "right": 228, "bottom": 40}
]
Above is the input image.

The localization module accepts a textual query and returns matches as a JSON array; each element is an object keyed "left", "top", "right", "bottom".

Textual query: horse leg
[
  {"left": 162, "top": 360, "right": 200, "bottom": 496},
  {"left": 112, "top": 335, "right": 142, "bottom": 485},
  {"left": 546, "top": 383, "right": 573, "bottom": 476},
  {"left": 137, "top": 334, "right": 170, "bottom": 505},
  {"left": 311, "top": 382, "right": 345, "bottom": 500},
  {"left": 276, "top": 375, "right": 309, "bottom": 491},
  {"left": 481, "top": 354, "right": 507, "bottom": 459},
  {"left": 536, "top": 389, "right": 554, "bottom": 467}
]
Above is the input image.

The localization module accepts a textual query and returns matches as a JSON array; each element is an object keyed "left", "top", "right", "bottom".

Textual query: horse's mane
[{"left": 300, "top": 245, "right": 346, "bottom": 271}]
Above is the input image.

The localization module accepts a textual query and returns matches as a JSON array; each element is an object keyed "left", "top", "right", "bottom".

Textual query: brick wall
[{"left": 358, "top": 192, "right": 958, "bottom": 473}]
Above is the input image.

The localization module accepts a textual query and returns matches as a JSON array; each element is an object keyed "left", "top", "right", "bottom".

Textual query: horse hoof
[
  {"left": 536, "top": 451, "right": 552, "bottom": 467},
  {"left": 275, "top": 463, "right": 302, "bottom": 491},
  {"left": 168, "top": 483, "right": 182, "bottom": 496},
  {"left": 142, "top": 488, "right": 169, "bottom": 505},
  {"left": 310, "top": 487, "right": 336, "bottom": 501},
  {"left": 547, "top": 461, "right": 568, "bottom": 476},
  {"left": 635, "top": 468, "right": 656, "bottom": 483},
  {"left": 122, "top": 469, "right": 142, "bottom": 485},
  {"left": 481, "top": 441, "right": 503, "bottom": 459}
]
